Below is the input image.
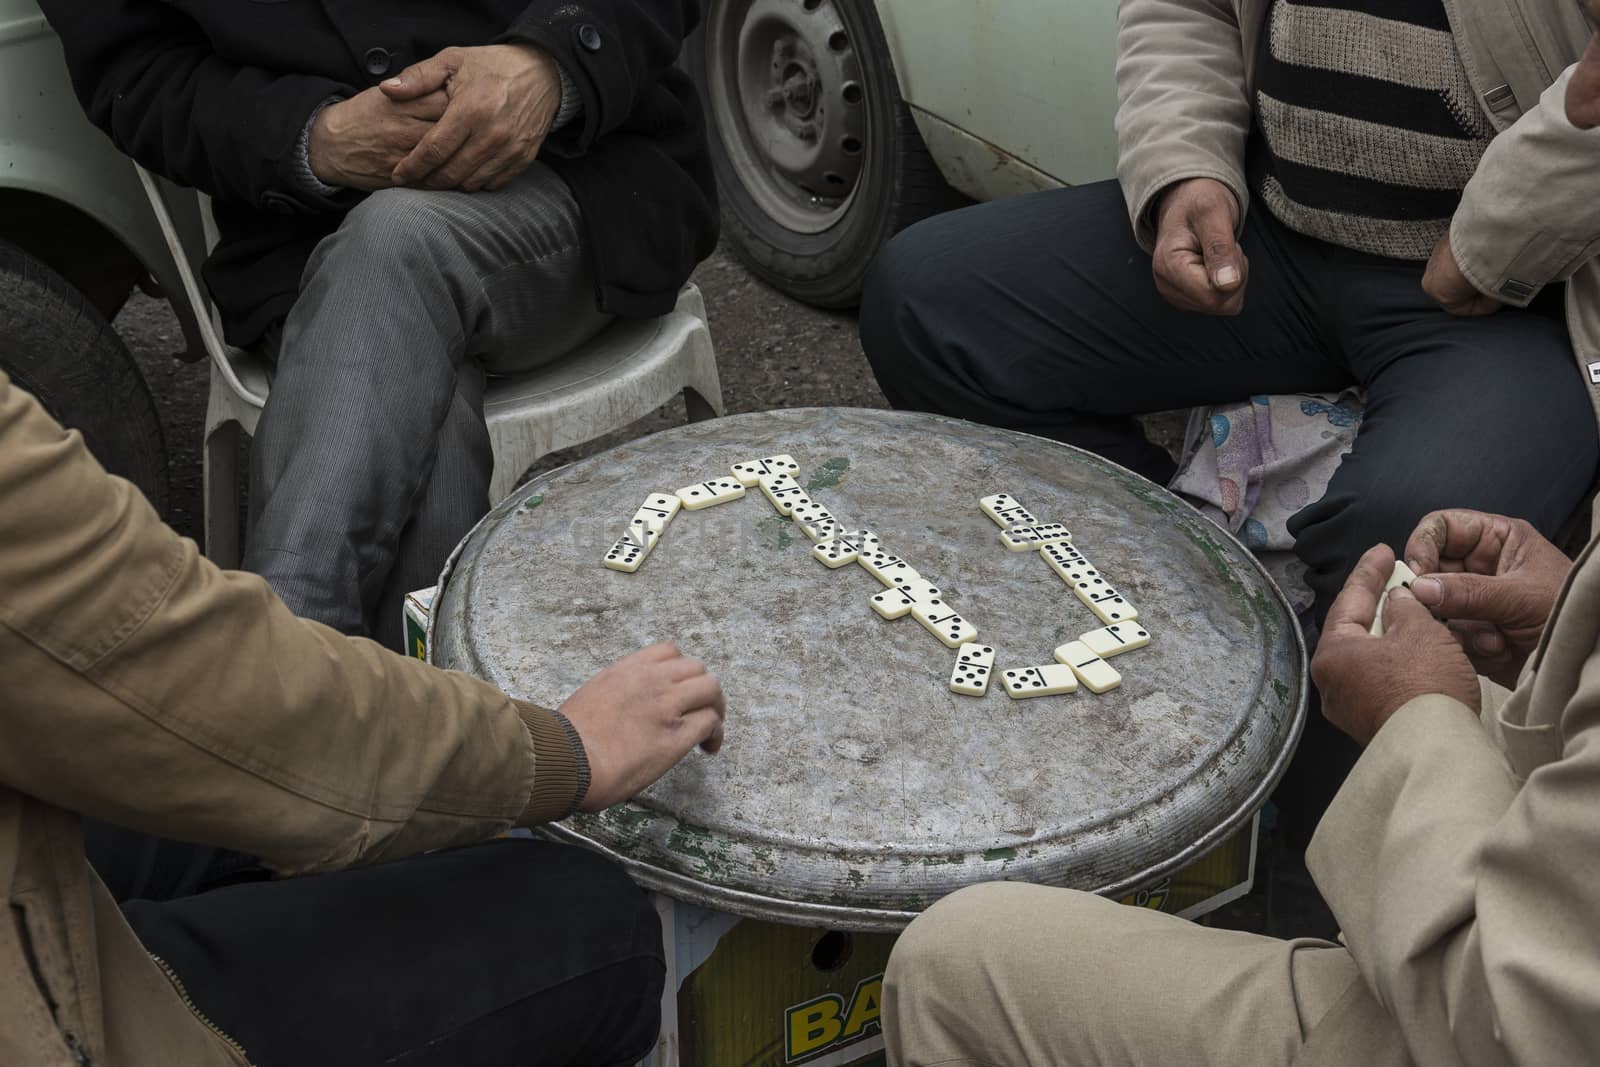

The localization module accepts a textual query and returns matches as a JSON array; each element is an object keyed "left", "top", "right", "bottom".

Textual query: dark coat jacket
[{"left": 41, "top": 0, "right": 718, "bottom": 346}]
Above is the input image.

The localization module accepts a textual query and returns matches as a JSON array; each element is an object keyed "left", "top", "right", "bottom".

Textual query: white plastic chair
[{"left": 135, "top": 167, "right": 724, "bottom": 568}]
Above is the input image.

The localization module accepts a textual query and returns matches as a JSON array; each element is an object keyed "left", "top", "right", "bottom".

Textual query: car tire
[
  {"left": 688, "top": 0, "right": 960, "bottom": 309},
  {"left": 0, "top": 238, "right": 169, "bottom": 514}
]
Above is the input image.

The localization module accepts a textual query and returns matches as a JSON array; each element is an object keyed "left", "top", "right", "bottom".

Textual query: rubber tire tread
[
  {"left": 690, "top": 0, "right": 962, "bottom": 309},
  {"left": 0, "top": 238, "right": 170, "bottom": 514}
]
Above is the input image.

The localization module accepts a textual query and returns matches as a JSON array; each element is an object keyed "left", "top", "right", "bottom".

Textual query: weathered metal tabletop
[{"left": 430, "top": 408, "right": 1306, "bottom": 931}]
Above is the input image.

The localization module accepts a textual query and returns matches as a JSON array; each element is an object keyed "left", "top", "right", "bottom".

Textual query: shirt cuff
[
  {"left": 552, "top": 60, "right": 582, "bottom": 132},
  {"left": 513, "top": 700, "right": 590, "bottom": 823},
  {"left": 294, "top": 95, "right": 348, "bottom": 198}
]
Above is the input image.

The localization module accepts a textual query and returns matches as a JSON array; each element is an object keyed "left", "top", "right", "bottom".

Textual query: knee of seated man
[
  {"left": 491, "top": 840, "right": 664, "bottom": 960},
  {"left": 860, "top": 219, "right": 965, "bottom": 358},
  {"left": 319, "top": 187, "right": 467, "bottom": 278},
  {"left": 890, "top": 882, "right": 1069, "bottom": 995}
]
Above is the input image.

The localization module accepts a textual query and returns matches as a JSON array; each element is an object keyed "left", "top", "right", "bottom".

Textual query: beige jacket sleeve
[
  {"left": 1307, "top": 691, "right": 1600, "bottom": 1064},
  {"left": 1452, "top": 63, "right": 1600, "bottom": 306},
  {"left": 1115, "top": 0, "right": 1252, "bottom": 250},
  {"left": 0, "top": 373, "right": 583, "bottom": 876}
]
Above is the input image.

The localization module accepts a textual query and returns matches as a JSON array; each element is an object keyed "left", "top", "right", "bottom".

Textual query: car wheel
[
  {"left": 0, "top": 239, "right": 170, "bottom": 514},
  {"left": 689, "top": 0, "right": 959, "bottom": 309}
]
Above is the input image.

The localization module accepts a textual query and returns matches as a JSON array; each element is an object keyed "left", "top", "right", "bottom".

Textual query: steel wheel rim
[{"left": 706, "top": 0, "right": 869, "bottom": 234}]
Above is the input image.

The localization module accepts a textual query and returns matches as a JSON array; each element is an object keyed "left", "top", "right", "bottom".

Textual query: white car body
[{"left": 877, "top": 0, "right": 1119, "bottom": 200}]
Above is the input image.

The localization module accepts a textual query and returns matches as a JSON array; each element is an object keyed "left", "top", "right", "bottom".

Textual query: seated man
[
  {"left": 861, "top": 0, "right": 1600, "bottom": 826},
  {"left": 883, "top": 502, "right": 1599, "bottom": 1064},
  {"left": 0, "top": 371, "right": 726, "bottom": 1065},
  {"left": 42, "top": 0, "right": 717, "bottom": 650}
]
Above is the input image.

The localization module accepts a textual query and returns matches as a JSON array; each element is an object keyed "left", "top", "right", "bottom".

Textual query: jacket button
[
  {"left": 577, "top": 24, "right": 603, "bottom": 52},
  {"left": 364, "top": 47, "right": 393, "bottom": 76}
]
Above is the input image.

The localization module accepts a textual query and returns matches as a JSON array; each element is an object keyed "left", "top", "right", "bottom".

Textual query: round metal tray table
[{"left": 430, "top": 408, "right": 1306, "bottom": 931}]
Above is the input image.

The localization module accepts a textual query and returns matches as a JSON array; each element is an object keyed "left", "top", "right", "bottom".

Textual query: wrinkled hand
[
  {"left": 1152, "top": 178, "right": 1249, "bottom": 315},
  {"left": 308, "top": 86, "right": 449, "bottom": 190},
  {"left": 1423, "top": 229, "right": 1502, "bottom": 316},
  {"left": 557, "top": 643, "right": 726, "bottom": 812},
  {"left": 1568, "top": 33, "right": 1600, "bottom": 129},
  {"left": 382, "top": 43, "right": 562, "bottom": 191},
  {"left": 1403, "top": 509, "right": 1570, "bottom": 689},
  {"left": 1312, "top": 545, "right": 1481, "bottom": 746}
]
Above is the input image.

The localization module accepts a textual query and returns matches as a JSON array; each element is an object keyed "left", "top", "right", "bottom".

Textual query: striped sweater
[{"left": 1248, "top": 0, "right": 1494, "bottom": 260}]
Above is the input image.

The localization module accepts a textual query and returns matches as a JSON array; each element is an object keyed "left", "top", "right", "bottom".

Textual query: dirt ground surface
[{"left": 115, "top": 241, "right": 1309, "bottom": 939}]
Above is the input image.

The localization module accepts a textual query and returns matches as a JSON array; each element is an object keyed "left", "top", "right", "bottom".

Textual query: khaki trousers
[{"left": 884, "top": 883, "right": 1377, "bottom": 1066}]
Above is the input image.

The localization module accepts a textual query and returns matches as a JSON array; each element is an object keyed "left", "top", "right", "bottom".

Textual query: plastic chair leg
[
  {"left": 203, "top": 420, "right": 243, "bottom": 569},
  {"left": 684, "top": 387, "right": 718, "bottom": 423}
]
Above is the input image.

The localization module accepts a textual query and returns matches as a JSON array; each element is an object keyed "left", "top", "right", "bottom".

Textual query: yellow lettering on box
[
  {"left": 786, "top": 995, "right": 845, "bottom": 1059},
  {"left": 841, "top": 977, "right": 882, "bottom": 1039}
]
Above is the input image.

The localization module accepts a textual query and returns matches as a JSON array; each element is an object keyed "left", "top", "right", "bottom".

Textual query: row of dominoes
[
  {"left": 957, "top": 493, "right": 1154, "bottom": 700},
  {"left": 761, "top": 462, "right": 984, "bottom": 651},
  {"left": 950, "top": 621, "right": 1152, "bottom": 698},
  {"left": 603, "top": 455, "right": 807, "bottom": 572}
]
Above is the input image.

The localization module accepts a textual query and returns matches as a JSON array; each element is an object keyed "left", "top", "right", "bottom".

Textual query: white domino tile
[
  {"left": 602, "top": 525, "right": 660, "bottom": 573},
  {"left": 1072, "top": 575, "right": 1138, "bottom": 624},
  {"left": 1040, "top": 541, "right": 1091, "bottom": 585},
  {"left": 758, "top": 473, "right": 810, "bottom": 515},
  {"left": 1053, "top": 640, "right": 1122, "bottom": 693},
  {"left": 950, "top": 644, "right": 997, "bottom": 696},
  {"left": 910, "top": 600, "right": 977, "bottom": 648},
  {"left": 999, "top": 523, "right": 1073, "bottom": 552},
  {"left": 790, "top": 500, "right": 843, "bottom": 542},
  {"left": 870, "top": 579, "right": 942, "bottom": 620},
  {"left": 730, "top": 454, "right": 800, "bottom": 487},
  {"left": 1001, "top": 663, "right": 1079, "bottom": 699},
  {"left": 1370, "top": 560, "right": 1419, "bottom": 637},
  {"left": 858, "top": 549, "right": 920, "bottom": 588},
  {"left": 628, "top": 493, "right": 681, "bottom": 536},
  {"left": 979, "top": 493, "right": 1039, "bottom": 529},
  {"left": 1078, "top": 623, "right": 1151, "bottom": 659},
  {"left": 870, "top": 587, "right": 916, "bottom": 620},
  {"left": 675, "top": 477, "right": 747, "bottom": 510},
  {"left": 811, "top": 530, "right": 880, "bottom": 569}
]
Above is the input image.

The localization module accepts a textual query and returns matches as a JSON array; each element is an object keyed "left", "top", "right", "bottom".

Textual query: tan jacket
[
  {"left": 1116, "top": 0, "right": 1600, "bottom": 432},
  {"left": 0, "top": 372, "right": 584, "bottom": 1065},
  {"left": 1300, "top": 499, "right": 1600, "bottom": 1066}
]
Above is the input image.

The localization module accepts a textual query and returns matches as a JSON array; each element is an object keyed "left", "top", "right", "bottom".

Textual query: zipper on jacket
[{"left": 149, "top": 954, "right": 255, "bottom": 1066}]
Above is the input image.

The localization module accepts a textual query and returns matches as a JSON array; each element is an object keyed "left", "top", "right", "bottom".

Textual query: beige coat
[
  {"left": 1300, "top": 498, "right": 1600, "bottom": 1065},
  {"left": 1116, "top": 0, "right": 1600, "bottom": 433},
  {"left": 1117, "top": 4, "right": 1600, "bottom": 1061},
  {"left": 0, "top": 372, "right": 583, "bottom": 1065}
]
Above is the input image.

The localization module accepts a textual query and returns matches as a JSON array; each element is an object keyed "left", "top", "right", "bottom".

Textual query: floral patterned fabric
[{"left": 1169, "top": 390, "right": 1365, "bottom": 636}]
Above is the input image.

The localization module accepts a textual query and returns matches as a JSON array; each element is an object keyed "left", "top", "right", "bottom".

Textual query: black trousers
[
  {"left": 860, "top": 180, "right": 1598, "bottom": 831},
  {"left": 91, "top": 825, "right": 664, "bottom": 1067}
]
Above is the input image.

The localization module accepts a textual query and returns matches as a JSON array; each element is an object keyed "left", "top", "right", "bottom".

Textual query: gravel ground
[{"left": 115, "top": 240, "right": 1301, "bottom": 937}]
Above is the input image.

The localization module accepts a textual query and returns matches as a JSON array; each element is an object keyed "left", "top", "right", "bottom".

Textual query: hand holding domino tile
[
  {"left": 1402, "top": 509, "right": 1572, "bottom": 689},
  {"left": 1311, "top": 544, "right": 1479, "bottom": 745}
]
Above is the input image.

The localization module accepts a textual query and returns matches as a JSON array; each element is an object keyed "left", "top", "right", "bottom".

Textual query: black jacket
[{"left": 41, "top": 0, "right": 718, "bottom": 347}]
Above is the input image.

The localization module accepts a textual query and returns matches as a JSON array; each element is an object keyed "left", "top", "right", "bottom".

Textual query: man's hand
[
  {"left": 1151, "top": 178, "right": 1249, "bottom": 315},
  {"left": 1423, "top": 229, "right": 1503, "bottom": 316},
  {"left": 1312, "top": 544, "right": 1481, "bottom": 746},
  {"left": 308, "top": 86, "right": 449, "bottom": 190},
  {"left": 1403, "top": 509, "right": 1570, "bottom": 689},
  {"left": 557, "top": 643, "right": 726, "bottom": 812},
  {"left": 383, "top": 44, "right": 562, "bottom": 192},
  {"left": 1568, "top": 32, "right": 1600, "bottom": 130}
]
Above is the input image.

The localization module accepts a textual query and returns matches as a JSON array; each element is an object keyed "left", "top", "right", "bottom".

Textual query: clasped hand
[
  {"left": 309, "top": 43, "right": 561, "bottom": 193},
  {"left": 1312, "top": 509, "right": 1570, "bottom": 746}
]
